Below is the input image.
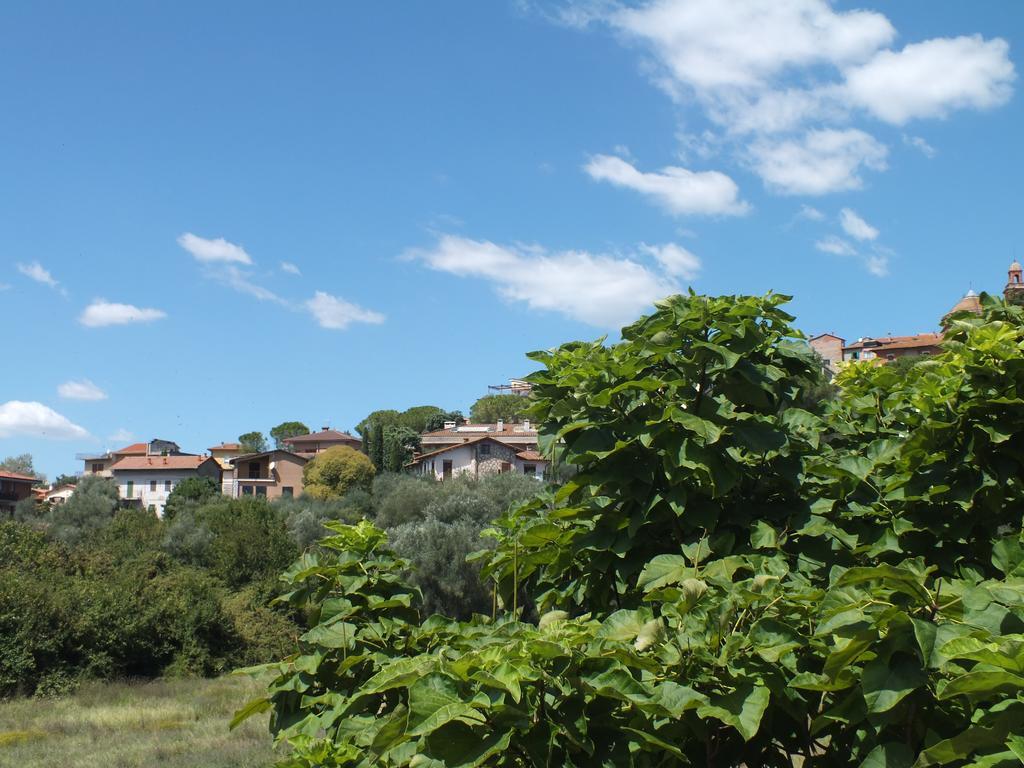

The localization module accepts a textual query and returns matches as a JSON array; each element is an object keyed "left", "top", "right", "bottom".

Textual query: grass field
[{"left": 0, "top": 676, "right": 277, "bottom": 768}]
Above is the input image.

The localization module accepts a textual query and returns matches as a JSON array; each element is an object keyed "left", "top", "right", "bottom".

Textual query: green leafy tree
[
  {"left": 0, "top": 453, "right": 45, "bottom": 485},
  {"left": 52, "top": 473, "right": 78, "bottom": 488},
  {"left": 469, "top": 393, "right": 528, "bottom": 424},
  {"left": 370, "top": 422, "right": 385, "bottom": 472},
  {"left": 383, "top": 425, "right": 420, "bottom": 472},
  {"left": 238, "top": 431, "right": 268, "bottom": 454},
  {"left": 240, "top": 292, "right": 1024, "bottom": 767},
  {"left": 48, "top": 474, "right": 119, "bottom": 546},
  {"left": 303, "top": 446, "right": 375, "bottom": 501},
  {"left": 423, "top": 410, "right": 465, "bottom": 432},
  {"left": 162, "top": 475, "right": 220, "bottom": 520},
  {"left": 270, "top": 421, "right": 310, "bottom": 449}
]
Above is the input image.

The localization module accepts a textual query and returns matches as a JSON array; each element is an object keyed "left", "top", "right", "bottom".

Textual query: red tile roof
[
  {"left": 209, "top": 442, "right": 241, "bottom": 451},
  {"left": 843, "top": 333, "right": 943, "bottom": 352},
  {"left": 112, "top": 442, "right": 148, "bottom": 455},
  {"left": 283, "top": 429, "right": 361, "bottom": 444},
  {"left": 0, "top": 470, "right": 37, "bottom": 482},
  {"left": 516, "top": 451, "right": 545, "bottom": 462},
  {"left": 110, "top": 456, "right": 217, "bottom": 471}
]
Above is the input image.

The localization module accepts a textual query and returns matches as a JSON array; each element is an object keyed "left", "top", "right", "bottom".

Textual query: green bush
[{"left": 243, "top": 293, "right": 1024, "bottom": 768}]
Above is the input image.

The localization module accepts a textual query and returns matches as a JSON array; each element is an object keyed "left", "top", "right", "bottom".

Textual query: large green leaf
[{"left": 697, "top": 682, "right": 770, "bottom": 741}]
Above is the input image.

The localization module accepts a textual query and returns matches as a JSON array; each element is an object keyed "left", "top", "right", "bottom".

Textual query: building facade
[
  {"left": 408, "top": 436, "right": 548, "bottom": 481},
  {"left": 282, "top": 427, "right": 362, "bottom": 457},
  {"left": 110, "top": 455, "right": 221, "bottom": 517},
  {"left": 229, "top": 450, "right": 307, "bottom": 500},
  {"left": 80, "top": 439, "right": 187, "bottom": 478},
  {"left": 0, "top": 471, "right": 35, "bottom": 515}
]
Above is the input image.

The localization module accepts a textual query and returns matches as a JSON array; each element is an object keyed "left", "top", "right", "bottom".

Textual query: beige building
[
  {"left": 282, "top": 428, "right": 361, "bottom": 457},
  {"left": 229, "top": 450, "right": 308, "bottom": 500},
  {"left": 408, "top": 436, "right": 548, "bottom": 481},
  {"left": 0, "top": 471, "right": 35, "bottom": 515},
  {"left": 109, "top": 454, "right": 221, "bottom": 517}
]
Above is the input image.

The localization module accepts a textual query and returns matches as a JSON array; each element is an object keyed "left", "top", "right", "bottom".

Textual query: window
[
  {"left": 523, "top": 464, "right": 536, "bottom": 476},
  {"left": 479, "top": 444, "right": 491, "bottom": 456},
  {"left": 255, "top": 486, "right": 267, "bottom": 497},
  {"left": 126, "top": 480, "right": 134, "bottom": 498},
  {"left": 150, "top": 480, "right": 157, "bottom": 492},
  {"left": 242, "top": 485, "right": 253, "bottom": 496},
  {"left": 91, "top": 463, "right": 103, "bottom": 473},
  {"left": 500, "top": 462, "right": 512, "bottom": 473},
  {"left": 248, "top": 461, "right": 260, "bottom": 480},
  {"left": 282, "top": 487, "right": 293, "bottom": 498},
  {"left": 165, "top": 480, "right": 172, "bottom": 492}
]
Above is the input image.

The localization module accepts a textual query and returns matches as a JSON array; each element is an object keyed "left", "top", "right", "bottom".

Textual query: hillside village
[
  {"left": 0, "top": 379, "right": 546, "bottom": 518},
  {"left": 810, "top": 260, "right": 1024, "bottom": 372}
]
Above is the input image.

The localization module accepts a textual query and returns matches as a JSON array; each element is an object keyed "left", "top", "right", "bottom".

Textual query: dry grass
[{"left": 0, "top": 676, "right": 277, "bottom": 768}]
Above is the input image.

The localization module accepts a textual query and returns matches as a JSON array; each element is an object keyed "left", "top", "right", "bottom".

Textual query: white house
[
  {"left": 407, "top": 436, "right": 548, "bottom": 481},
  {"left": 109, "top": 455, "right": 221, "bottom": 517},
  {"left": 45, "top": 483, "right": 76, "bottom": 505}
]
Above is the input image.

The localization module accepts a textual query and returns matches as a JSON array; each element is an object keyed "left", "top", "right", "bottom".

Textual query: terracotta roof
[
  {"left": 209, "top": 442, "right": 241, "bottom": 451},
  {"left": 809, "top": 333, "right": 844, "bottom": 342},
  {"left": 112, "top": 442, "right": 148, "bottom": 455},
  {"left": 229, "top": 450, "right": 308, "bottom": 464},
  {"left": 421, "top": 423, "right": 537, "bottom": 437},
  {"left": 0, "top": 470, "right": 37, "bottom": 482},
  {"left": 516, "top": 450, "right": 546, "bottom": 462},
  {"left": 283, "top": 429, "right": 361, "bottom": 444},
  {"left": 947, "top": 291, "right": 983, "bottom": 316},
  {"left": 844, "top": 333, "right": 943, "bottom": 352},
  {"left": 110, "top": 455, "right": 218, "bottom": 472}
]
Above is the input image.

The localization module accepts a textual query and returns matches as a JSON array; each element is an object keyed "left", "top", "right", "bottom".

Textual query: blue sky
[{"left": 1, "top": 1, "right": 1021, "bottom": 479}]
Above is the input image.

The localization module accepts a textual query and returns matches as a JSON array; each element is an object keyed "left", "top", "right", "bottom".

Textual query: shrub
[
  {"left": 303, "top": 446, "right": 375, "bottom": 500},
  {"left": 48, "top": 475, "right": 119, "bottom": 546},
  {"left": 244, "top": 293, "right": 1024, "bottom": 767},
  {"left": 163, "top": 475, "right": 221, "bottom": 520}
]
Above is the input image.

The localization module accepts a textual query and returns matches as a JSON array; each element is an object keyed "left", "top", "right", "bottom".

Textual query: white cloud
[
  {"left": 902, "top": 134, "right": 937, "bottom": 158},
  {"left": 408, "top": 234, "right": 680, "bottom": 328},
  {"left": 108, "top": 428, "right": 134, "bottom": 443},
  {"left": 584, "top": 154, "right": 749, "bottom": 215},
  {"left": 58, "top": 379, "right": 107, "bottom": 401},
  {"left": 305, "top": 291, "right": 385, "bottom": 330},
  {"left": 17, "top": 261, "right": 65, "bottom": 294},
  {"left": 815, "top": 236, "right": 857, "bottom": 257},
  {"left": 865, "top": 253, "right": 889, "bottom": 277},
  {"left": 640, "top": 242, "right": 700, "bottom": 280},
  {"left": 280, "top": 261, "right": 302, "bottom": 276},
  {"left": 839, "top": 208, "right": 879, "bottom": 242},
  {"left": 797, "top": 204, "right": 825, "bottom": 221},
  {"left": 815, "top": 235, "right": 890, "bottom": 277},
  {"left": 0, "top": 400, "right": 90, "bottom": 440},
  {"left": 79, "top": 300, "right": 167, "bottom": 327},
  {"left": 749, "top": 129, "right": 888, "bottom": 195},
  {"left": 558, "top": 1, "right": 1014, "bottom": 195},
  {"left": 845, "top": 36, "right": 1015, "bottom": 124},
  {"left": 177, "top": 233, "right": 253, "bottom": 265},
  {"left": 611, "top": 0, "right": 894, "bottom": 92},
  {"left": 215, "top": 265, "right": 288, "bottom": 304}
]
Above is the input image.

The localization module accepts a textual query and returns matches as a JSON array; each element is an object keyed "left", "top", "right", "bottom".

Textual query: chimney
[
  {"left": 322, "top": 426, "right": 329, "bottom": 432},
  {"left": 522, "top": 419, "right": 531, "bottom": 431},
  {"left": 443, "top": 420, "right": 456, "bottom": 430},
  {"left": 496, "top": 419, "right": 504, "bottom": 432}
]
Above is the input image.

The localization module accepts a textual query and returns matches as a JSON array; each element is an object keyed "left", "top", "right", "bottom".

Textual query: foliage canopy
[{"left": 240, "top": 292, "right": 1024, "bottom": 768}]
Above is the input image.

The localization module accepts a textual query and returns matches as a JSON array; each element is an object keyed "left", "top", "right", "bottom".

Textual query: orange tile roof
[
  {"left": 516, "top": 450, "right": 545, "bottom": 462},
  {"left": 0, "top": 470, "right": 37, "bottom": 482},
  {"left": 283, "top": 429, "right": 361, "bottom": 444},
  {"left": 843, "top": 333, "right": 943, "bottom": 352},
  {"left": 209, "top": 442, "right": 241, "bottom": 451},
  {"left": 112, "top": 442, "right": 148, "bottom": 455},
  {"left": 111, "top": 456, "right": 217, "bottom": 471}
]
